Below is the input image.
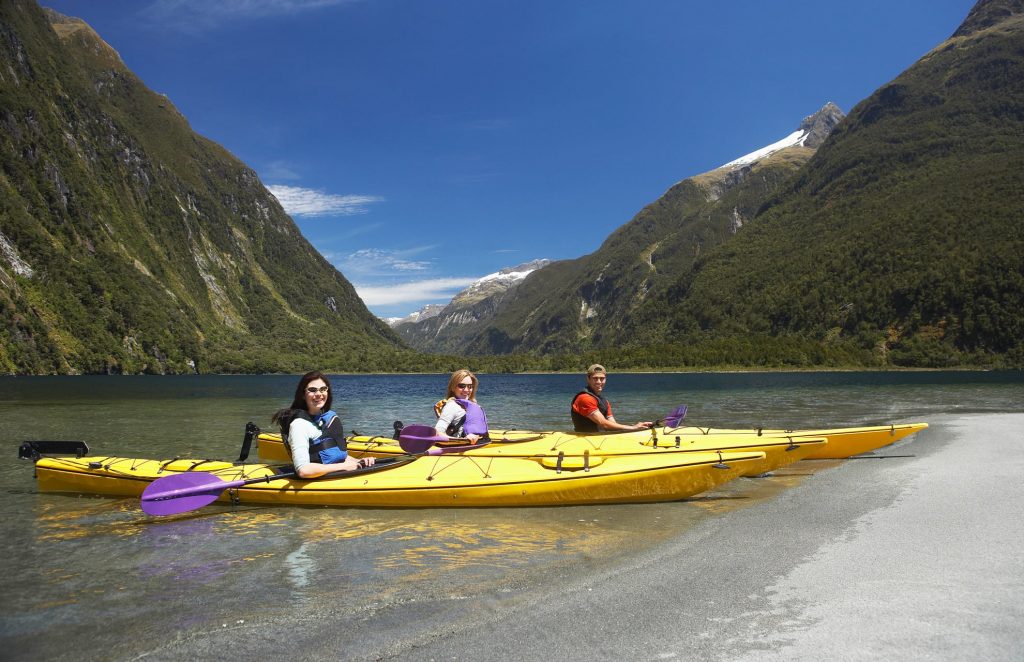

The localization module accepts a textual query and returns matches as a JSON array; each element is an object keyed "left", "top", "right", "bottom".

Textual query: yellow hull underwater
[{"left": 33, "top": 450, "right": 766, "bottom": 508}]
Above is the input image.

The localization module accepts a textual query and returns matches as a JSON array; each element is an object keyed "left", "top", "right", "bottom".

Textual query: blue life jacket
[{"left": 284, "top": 409, "right": 348, "bottom": 464}]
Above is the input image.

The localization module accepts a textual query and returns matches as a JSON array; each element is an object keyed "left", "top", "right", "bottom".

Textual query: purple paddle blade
[
  {"left": 141, "top": 472, "right": 233, "bottom": 516},
  {"left": 663, "top": 404, "right": 688, "bottom": 428},
  {"left": 398, "top": 424, "right": 449, "bottom": 454}
]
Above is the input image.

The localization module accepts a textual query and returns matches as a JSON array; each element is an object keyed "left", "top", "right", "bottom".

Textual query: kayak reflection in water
[
  {"left": 434, "top": 369, "right": 490, "bottom": 443},
  {"left": 271, "top": 370, "right": 375, "bottom": 478},
  {"left": 570, "top": 364, "right": 653, "bottom": 433}
]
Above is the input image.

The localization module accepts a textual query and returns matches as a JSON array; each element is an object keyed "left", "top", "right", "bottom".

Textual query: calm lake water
[{"left": 1, "top": 371, "right": 1022, "bottom": 660}]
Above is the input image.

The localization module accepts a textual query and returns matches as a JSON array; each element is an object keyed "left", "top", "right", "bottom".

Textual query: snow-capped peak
[
  {"left": 451, "top": 259, "right": 551, "bottom": 305},
  {"left": 719, "top": 129, "right": 808, "bottom": 169},
  {"left": 474, "top": 260, "right": 548, "bottom": 286}
]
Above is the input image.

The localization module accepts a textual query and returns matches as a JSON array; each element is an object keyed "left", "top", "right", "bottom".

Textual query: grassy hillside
[{"left": 0, "top": 2, "right": 406, "bottom": 373}]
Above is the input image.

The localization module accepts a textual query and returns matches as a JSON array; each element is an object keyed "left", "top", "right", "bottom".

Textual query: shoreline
[
  {"left": 139, "top": 413, "right": 1024, "bottom": 661},
  {"left": 376, "top": 413, "right": 1020, "bottom": 661}
]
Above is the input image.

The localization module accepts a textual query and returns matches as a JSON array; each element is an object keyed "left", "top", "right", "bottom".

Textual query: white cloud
[
  {"left": 332, "top": 247, "right": 438, "bottom": 278},
  {"left": 266, "top": 185, "right": 383, "bottom": 217},
  {"left": 344, "top": 248, "right": 430, "bottom": 272},
  {"left": 355, "top": 277, "right": 477, "bottom": 306}
]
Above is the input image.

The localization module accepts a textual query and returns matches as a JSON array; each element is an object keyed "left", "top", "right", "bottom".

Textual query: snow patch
[{"left": 720, "top": 129, "right": 808, "bottom": 169}]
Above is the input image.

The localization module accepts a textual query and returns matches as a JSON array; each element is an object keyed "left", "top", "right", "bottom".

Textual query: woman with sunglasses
[
  {"left": 271, "top": 370, "right": 374, "bottom": 478},
  {"left": 434, "top": 369, "right": 489, "bottom": 443}
]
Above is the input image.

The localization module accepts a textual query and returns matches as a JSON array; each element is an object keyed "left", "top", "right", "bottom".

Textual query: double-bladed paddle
[
  {"left": 139, "top": 435, "right": 489, "bottom": 516},
  {"left": 139, "top": 456, "right": 408, "bottom": 517}
]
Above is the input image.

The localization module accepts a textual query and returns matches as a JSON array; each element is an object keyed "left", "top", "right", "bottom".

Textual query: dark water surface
[{"left": 1, "top": 371, "right": 1022, "bottom": 660}]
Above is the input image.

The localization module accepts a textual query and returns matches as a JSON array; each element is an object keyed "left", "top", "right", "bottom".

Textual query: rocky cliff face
[
  {"left": 0, "top": 1, "right": 403, "bottom": 373},
  {"left": 799, "top": 102, "right": 846, "bottom": 148}
]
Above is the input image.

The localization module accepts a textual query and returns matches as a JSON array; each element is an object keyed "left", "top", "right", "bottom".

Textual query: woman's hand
[
  {"left": 465, "top": 433, "right": 482, "bottom": 443},
  {"left": 297, "top": 456, "right": 375, "bottom": 478}
]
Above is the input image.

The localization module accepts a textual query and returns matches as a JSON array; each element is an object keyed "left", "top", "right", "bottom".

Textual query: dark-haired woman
[{"left": 271, "top": 371, "right": 374, "bottom": 478}]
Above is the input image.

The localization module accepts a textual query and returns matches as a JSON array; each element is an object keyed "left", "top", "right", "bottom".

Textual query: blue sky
[{"left": 44, "top": 0, "right": 975, "bottom": 318}]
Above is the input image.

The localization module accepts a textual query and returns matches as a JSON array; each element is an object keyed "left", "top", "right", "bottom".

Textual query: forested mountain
[
  {"left": 0, "top": 1, "right": 405, "bottom": 374},
  {"left": 619, "top": 0, "right": 1024, "bottom": 368},
  {"left": 432, "top": 104, "right": 845, "bottom": 355},
  {"left": 402, "top": 0, "right": 1024, "bottom": 369}
]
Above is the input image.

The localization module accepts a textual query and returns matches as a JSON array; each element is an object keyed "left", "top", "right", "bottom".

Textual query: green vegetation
[
  {"left": 618, "top": 11, "right": 1024, "bottom": 369},
  {"left": 2, "top": 1, "right": 1022, "bottom": 375},
  {"left": 1, "top": 2, "right": 404, "bottom": 374},
  {"left": 400, "top": 3, "right": 1024, "bottom": 371}
]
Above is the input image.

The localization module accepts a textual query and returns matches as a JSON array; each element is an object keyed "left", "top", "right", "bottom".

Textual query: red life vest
[{"left": 570, "top": 389, "right": 610, "bottom": 432}]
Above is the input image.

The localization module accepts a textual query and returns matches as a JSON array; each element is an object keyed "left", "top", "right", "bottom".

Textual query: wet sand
[
  {"left": 152, "top": 414, "right": 1023, "bottom": 660},
  {"left": 368, "top": 413, "right": 1024, "bottom": 661}
]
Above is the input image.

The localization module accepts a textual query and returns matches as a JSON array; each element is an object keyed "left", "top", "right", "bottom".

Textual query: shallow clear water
[{"left": 1, "top": 371, "right": 1021, "bottom": 659}]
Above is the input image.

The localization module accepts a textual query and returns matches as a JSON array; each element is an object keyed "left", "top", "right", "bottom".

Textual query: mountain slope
[
  {"left": 453, "top": 104, "right": 844, "bottom": 355},
  {"left": 626, "top": 0, "right": 1024, "bottom": 366},
  {"left": 0, "top": 2, "right": 404, "bottom": 373},
  {"left": 394, "top": 259, "right": 551, "bottom": 352}
]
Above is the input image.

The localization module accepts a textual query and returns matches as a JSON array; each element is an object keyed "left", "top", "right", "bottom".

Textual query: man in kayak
[{"left": 570, "top": 364, "right": 654, "bottom": 432}]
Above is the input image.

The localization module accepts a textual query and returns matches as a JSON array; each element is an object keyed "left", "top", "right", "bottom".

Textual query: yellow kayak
[
  {"left": 255, "top": 422, "right": 928, "bottom": 464},
  {"left": 257, "top": 430, "right": 826, "bottom": 478},
  {"left": 32, "top": 449, "right": 766, "bottom": 508}
]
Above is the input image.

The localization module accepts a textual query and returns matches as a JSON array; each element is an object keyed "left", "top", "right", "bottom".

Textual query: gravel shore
[{"left": 372, "top": 414, "right": 1023, "bottom": 661}]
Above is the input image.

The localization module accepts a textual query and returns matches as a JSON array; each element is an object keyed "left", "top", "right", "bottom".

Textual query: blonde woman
[{"left": 434, "top": 369, "right": 489, "bottom": 443}]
